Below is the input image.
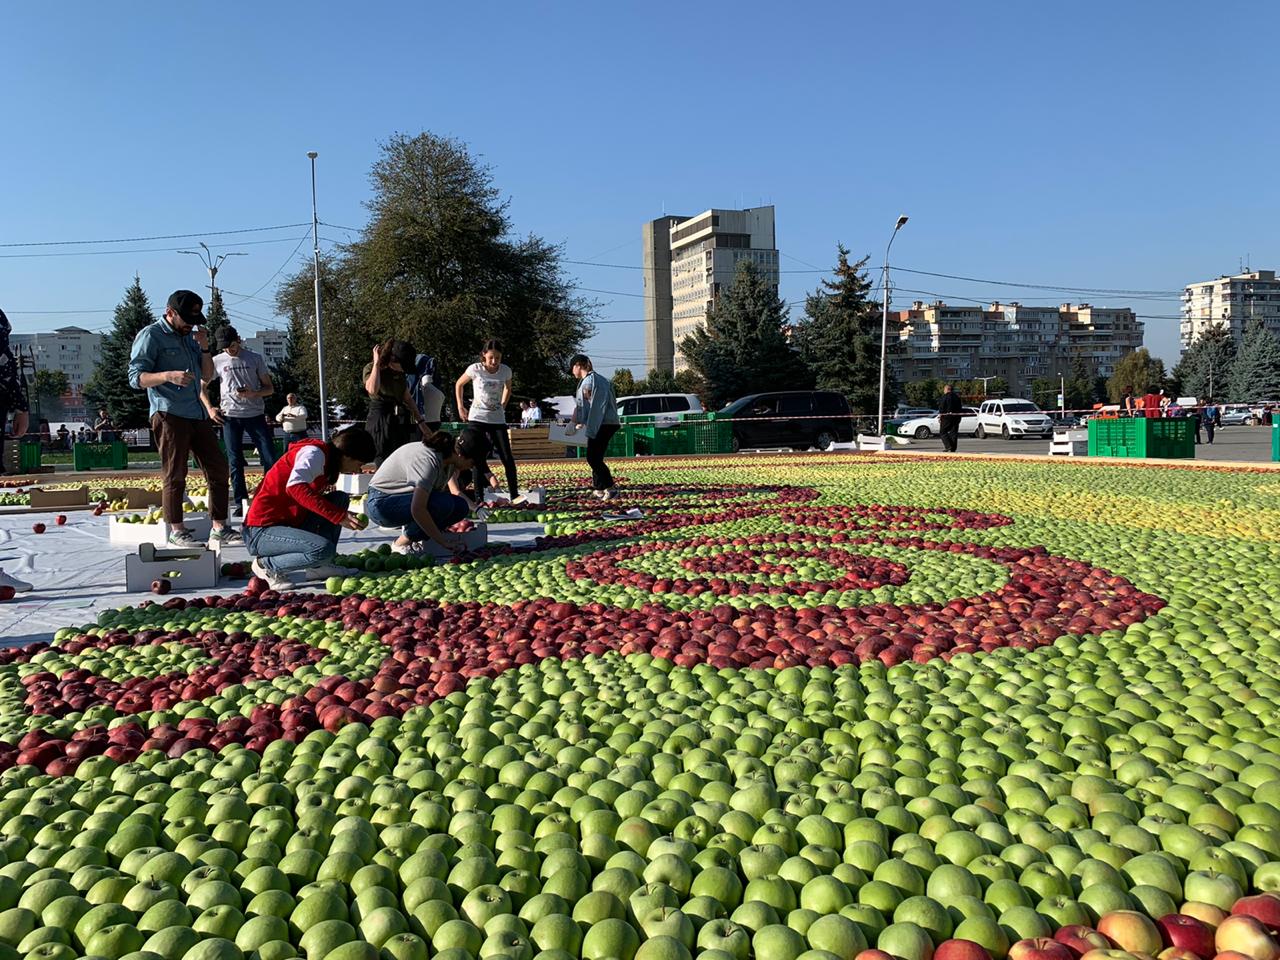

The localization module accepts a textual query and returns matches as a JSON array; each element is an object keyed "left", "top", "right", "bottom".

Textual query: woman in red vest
[{"left": 244, "top": 426, "right": 377, "bottom": 591}]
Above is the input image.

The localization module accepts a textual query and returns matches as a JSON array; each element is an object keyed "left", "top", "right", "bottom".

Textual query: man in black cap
[
  {"left": 207, "top": 325, "right": 277, "bottom": 517},
  {"left": 128, "top": 290, "right": 240, "bottom": 547}
]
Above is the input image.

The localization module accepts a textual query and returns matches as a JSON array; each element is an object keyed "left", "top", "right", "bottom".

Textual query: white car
[
  {"left": 898, "top": 407, "right": 980, "bottom": 439},
  {"left": 975, "top": 399, "right": 1054, "bottom": 439},
  {"left": 616, "top": 393, "right": 704, "bottom": 425}
]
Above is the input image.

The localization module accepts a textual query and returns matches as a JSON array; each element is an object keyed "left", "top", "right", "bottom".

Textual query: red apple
[
  {"left": 1215, "top": 916, "right": 1280, "bottom": 960},
  {"left": 1057, "top": 926, "right": 1112, "bottom": 957},
  {"left": 32, "top": 523, "right": 45, "bottom": 534},
  {"left": 1159, "top": 915, "right": 1218, "bottom": 958},
  {"left": 55, "top": 515, "right": 67, "bottom": 526},
  {"left": 937, "top": 941, "right": 995, "bottom": 960},
  {"left": 1232, "top": 897, "right": 1280, "bottom": 936},
  {"left": 1010, "top": 940, "right": 1075, "bottom": 960},
  {"left": 855, "top": 952, "right": 897, "bottom": 960},
  {"left": 1098, "top": 912, "right": 1164, "bottom": 956},
  {"left": 151, "top": 579, "right": 171, "bottom": 595},
  {"left": 1185, "top": 905, "right": 1231, "bottom": 930},
  {"left": 0, "top": 586, "right": 14, "bottom": 602}
]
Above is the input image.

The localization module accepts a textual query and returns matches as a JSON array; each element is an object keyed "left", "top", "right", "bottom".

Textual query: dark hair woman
[
  {"left": 364, "top": 339, "right": 429, "bottom": 464},
  {"left": 243, "top": 426, "right": 378, "bottom": 591},
  {"left": 454, "top": 338, "right": 524, "bottom": 505},
  {"left": 365, "top": 428, "right": 488, "bottom": 556}
]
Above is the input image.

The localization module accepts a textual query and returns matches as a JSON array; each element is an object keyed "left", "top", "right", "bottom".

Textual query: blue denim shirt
[
  {"left": 127, "top": 319, "right": 206, "bottom": 420},
  {"left": 574, "top": 371, "right": 621, "bottom": 439}
]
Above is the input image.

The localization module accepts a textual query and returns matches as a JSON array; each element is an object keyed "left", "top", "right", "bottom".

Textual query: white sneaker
[
  {"left": 591, "top": 490, "right": 607, "bottom": 500},
  {"left": 0, "top": 570, "right": 33, "bottom": 593},
  {"left": 391, "top": 541, "right": 426, "bottom": 555},
  {"left": 601, "top": 488, "right": 618, "bottom": 502},
  {"left": 251, "top": 558, "right": 293, "bottom": 592},
  {"left": 297, "top": 564, "right": 359, "bottom": 582}
]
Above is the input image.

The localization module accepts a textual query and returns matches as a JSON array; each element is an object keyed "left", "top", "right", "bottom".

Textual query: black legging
[
  {"left": 468, "top": 422, "right": 518, "bottom": 500},
  {"left": 366, "top": 397, "right": 413, "bottom": 465}
]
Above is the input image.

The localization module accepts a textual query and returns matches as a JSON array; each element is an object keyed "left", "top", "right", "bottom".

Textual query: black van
[{"left": 720, "top": 391, "right": 854, "bottom": 451}]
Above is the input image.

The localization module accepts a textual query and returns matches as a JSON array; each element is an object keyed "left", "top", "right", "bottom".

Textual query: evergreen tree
[
  {"left": 1107, "top": 348, "right": 1166, "bottom": 402},
  {"left": 1173, "top": 324, "right": 1236, "bottom": 400},
  {"left": 1227, "top": 319, "right": 1280, "bottom": 402},
  {"left": 85, "top": 276, "right": 156, "bottom": 428},
  {"left": 680, "top": 260, "right": 810, "bottom": 409},
  {"left": 204, "top": 289, "right": 230, "bottom": 345},
  {"left": 610, "top": 368, "right": 637, "bottom": 397},
  {"left": 903, "top": 378, "right": 944, "bottom": 409},
  {"left": 32, "top": 370, "right": 69, "bottom": 422},
  {"left": 793, "top": 246, "right": 892, "bottom": 415}
]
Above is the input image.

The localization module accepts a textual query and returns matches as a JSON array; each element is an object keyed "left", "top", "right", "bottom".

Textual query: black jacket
[{"left": 938, "top": 392, "right": 963, "bottom": 418}]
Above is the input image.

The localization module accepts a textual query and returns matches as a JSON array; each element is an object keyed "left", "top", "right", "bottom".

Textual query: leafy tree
[
  {"left": 793, "top": 246, "right": 891, "bottom": 416},
  {"left": 1173, "top": 324, "right": 1236, "bottom": 401},
  {"left": 1033, "top": 358, "right": 1102, "bottom": 412},
  {"left": 1227, "top": 318, "right": 1280, "bottom": 402},
  {"left": 610, "top": 368, "right": 637, "bottom": 397},
  {"left": 204, "top": 289, "right": 230, "bottom": 344},
  {"left": 85, "top": 276, "right": 156, "bottom": 428},
  {"left": 681, "top": 260, "right": 810, "bottom": 409},
  {"left": 953, "top": 377, "right": 1007, "bottom": 401},
  {"left": 32, "top": 370, "right": 69, "bottom": 421},
  {"left": 1107, "top": 348, "right": 1166, "bottom": 402},
  {"left": 903, "top": 379, "right": 944, "bottom": 409},
  {"left": 338, "top": 132, "right": 593, "bottom": 406}
]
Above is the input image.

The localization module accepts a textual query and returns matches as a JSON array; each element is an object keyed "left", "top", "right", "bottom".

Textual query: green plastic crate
[
  {"left": 684, "top": 418, "right": 733, "bottom": 454},
  {"left": 573, "top": 425, "right": 635, "bottom": 458},
  {"left": 1087, "top": 417, "right": 1196, "bottom": 459},
  {"left": 1273, "top": 424, "right": 1279, "bottom": 462},
  {"left": 18, "top": 442, "right": 41, "bottom": 472},
  {"left": 73, "top": 441, "right": 128, "bottom": 471}
]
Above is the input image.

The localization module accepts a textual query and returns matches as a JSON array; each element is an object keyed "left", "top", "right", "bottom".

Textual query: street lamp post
[
  {"left": 1059, "top": 372, "right": 1066, "bottom": 418},
  {"left": 307, "top": 152, "right": 330, "bottom": 440},
  {"left": 878, "top": 215, "right": 909, "bottom": 435},
  {"left": 178, "top": 242, "right": 245, "bottom": 305}
]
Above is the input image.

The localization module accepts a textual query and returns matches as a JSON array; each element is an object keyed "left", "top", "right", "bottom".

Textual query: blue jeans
[
  {"left": 223, "top": 414, "right": 279, "bottom": 504},
  {"left": 365, "top": 487, "right": 469, "bottom": 542},
  {"left": 244, "top": 491, "right": 349, "bottom": 574}
]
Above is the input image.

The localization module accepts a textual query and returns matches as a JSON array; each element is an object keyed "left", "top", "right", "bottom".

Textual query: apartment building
[{"left": 1181, "top": 270, "right": 1280, "bottom": 349}]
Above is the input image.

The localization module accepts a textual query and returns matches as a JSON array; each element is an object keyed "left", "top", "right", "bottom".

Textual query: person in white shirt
[
  {"left": 454, "top": 338, "right": 524, "bottom": 505},
  {"left": 276, "top": 393, "right": 309, "bottom": 447}
]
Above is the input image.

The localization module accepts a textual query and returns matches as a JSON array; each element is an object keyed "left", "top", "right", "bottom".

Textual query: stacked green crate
[
  {"left": 1087, "top": 418, "right": 1195, "bottom": 458},
  {"left": 1272, "top": 424, "right": 1279, "bottom": 462},
  {"left": 73, "top": 441, "right": 128, "bottom": 471}
]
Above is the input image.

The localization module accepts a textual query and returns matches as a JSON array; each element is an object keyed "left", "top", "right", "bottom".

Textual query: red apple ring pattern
[
  {"left": 0, "top": 516, "right": 1164, "bottom": 772},
  {"left": 779, "top": 503, "right": 1016, "bottom": 532},
  {"left": 541, "top": 481, "right": 822, "bottom": 515},
  {"left": 565, "top": 534, "right": 912, "bottom": 598}
]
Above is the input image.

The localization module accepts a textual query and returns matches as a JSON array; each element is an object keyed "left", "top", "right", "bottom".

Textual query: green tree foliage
[
  {"left": 85, "top": 276, "right": 156, "bottom": 428},
  {"left": 1032, "top": 358, "right": 1103, "bottom": 412},
  {"left": 1107, "top": 348, "right": 1166, "bottom": 402},
  {"left": 33, "top": 370, "right": 69, "bottom": 420},
  {"left": 681, "top": 260, "right": 810, "bottom": 409},
  {"left": 1172, "top": 324, "right": 1235, "bottom": 401},
  {"left": 794, "top": 246, "right": 891, "bottom": 415},
  {"left": 903, "top": 379, "right": 944, "bottom": 409},
  {"left": 610, "top": 368, "right": 637, "bottom": 397},
  {"left": 276, "top": 134, "right": 591, "bottom": 419},
  {"left": 1228, "top": 318, "right": 1280, "bottom": 402},
  {"left": 204, "top": 289, "right": 230, "bottom": 344}
]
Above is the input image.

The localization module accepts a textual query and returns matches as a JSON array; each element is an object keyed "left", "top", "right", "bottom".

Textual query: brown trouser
[{"left": 151, "top": 412, "right": 230, "bottom": 525}]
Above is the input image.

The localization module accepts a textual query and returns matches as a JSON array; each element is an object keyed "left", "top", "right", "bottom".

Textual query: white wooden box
[
  {"left": 548, "top": 422, "right": 587, "bottom": 447},
  {"left": 423, "top": 521, "right": 488, "bottom": 558},
  {"left": 125, "top": 544, "right": 219, "bottom": 592},
  {"left": 337, "top": 473, "right": 372, "bottom": 495},
  {"left": 110, "top": 512, "right": 211, "bottom": 546},
  {"left": 484, "top": 486, "right": 546, "bottom": 507}
]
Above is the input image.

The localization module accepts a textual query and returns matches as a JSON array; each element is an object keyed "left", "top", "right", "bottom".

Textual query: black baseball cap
[
  {"left": 456, "top": 428, "right": 490, "bottom": 463},
  {"left": 167, "top": 290, "right": 205, "bottom": 324},
  {"left": 215, "top": 326, "right": 241, "bottom": 350}
]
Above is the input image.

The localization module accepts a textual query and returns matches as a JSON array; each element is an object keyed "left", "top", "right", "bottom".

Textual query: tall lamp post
[
  {"left": 307, "top": 151, "right": 330, "bottom": 440},
  {"left": 178, "top": 242, "right": 245, "bottom": 304},
  {"left": 877, "top": 215, "right": 909, "bottom": 434}
]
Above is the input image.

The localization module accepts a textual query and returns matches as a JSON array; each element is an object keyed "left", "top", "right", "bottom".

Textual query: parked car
[
  {"left": 720, "top": 390, "right": 854, "bottom": 451},
  {"left": 895, "top": 406, "right": 938, "bottom": 418},
  {"left": 1220, "top": 406, "right": 1253, "bottom": 426},
  {"left": 975, "top": 398, "right": 1054, "bottom": 439},
  {"left": 897, "top": 407, "right": 980, "bottom": 439},
  {"left": 616, "top": 393, "right": 704, "bottom": 425}
]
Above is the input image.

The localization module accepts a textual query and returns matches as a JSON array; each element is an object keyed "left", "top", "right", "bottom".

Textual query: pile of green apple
[{"left": 0, "top": 458, "right": 1273, "bottom": 960}]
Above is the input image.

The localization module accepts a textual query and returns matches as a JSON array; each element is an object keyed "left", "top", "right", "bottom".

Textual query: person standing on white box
[
  {"left": 455, "top": 338, "right": 525, "bottom": 505},
  {"left": 569, "top": 354, "right": 621, "bottom": 501}
]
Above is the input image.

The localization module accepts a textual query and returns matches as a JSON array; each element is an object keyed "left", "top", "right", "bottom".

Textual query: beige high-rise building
[
  {"left": 642, "top": 206, "right": 779, "bottom": 373},
  {"left": 1181, "top": 270, "right": 1280, "bottom": 349},
  {"left": 892, "top": 301, "right": 1143, "bottom": 395}
]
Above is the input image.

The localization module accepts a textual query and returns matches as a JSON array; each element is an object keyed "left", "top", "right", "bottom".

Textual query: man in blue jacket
[
  {"left": 569, "top": 353, "right": 622, "bottom": 501},
  {"left": 128, "top": 290, "right": 241, "bottom": 547}
]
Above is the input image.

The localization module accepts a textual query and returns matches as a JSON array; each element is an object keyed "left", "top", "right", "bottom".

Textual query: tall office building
[
  {"left": 642, "top": 206, "right": 779, "bottom": 373},
  {"left": 1181, "top": 270, "right": 1280, "bottom": 349}
]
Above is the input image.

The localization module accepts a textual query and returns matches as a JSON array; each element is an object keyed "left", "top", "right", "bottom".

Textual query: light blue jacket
[
  {"left": 574, "top": 371, "right": 620, "bottom": 439},
  {"left": 127, "top": 319, "right": 206, "bottom": 420}
]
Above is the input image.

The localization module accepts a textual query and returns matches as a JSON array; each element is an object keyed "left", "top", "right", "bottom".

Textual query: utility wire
[
  {"left": 0, "top": 234, "right": 313, "bottom": 260},
  {"left": 0, "top": 222, "right": 310, "bottom": 248}
]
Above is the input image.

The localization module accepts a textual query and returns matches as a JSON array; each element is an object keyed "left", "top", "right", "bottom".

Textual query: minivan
[
  {"left": 616, "top": 393, "right": 704, "bottom": 425},
  {"left": 720, "top": 391, "right": 854, "bottom": 451},
  {"left": 975, "top": 398, "right": 1054, "bottom": 439}
]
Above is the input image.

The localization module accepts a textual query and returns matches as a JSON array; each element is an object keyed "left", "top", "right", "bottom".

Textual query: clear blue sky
[{"left": 2, "top": 2, "right": 1275, "bottom": 374}]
